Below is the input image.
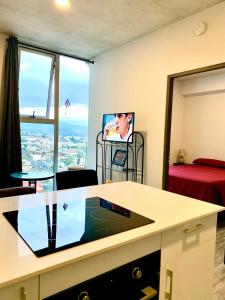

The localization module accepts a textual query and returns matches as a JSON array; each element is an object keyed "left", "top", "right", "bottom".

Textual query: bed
[{"left": 168, "top": 158, "right": 225, "bottom": 206}]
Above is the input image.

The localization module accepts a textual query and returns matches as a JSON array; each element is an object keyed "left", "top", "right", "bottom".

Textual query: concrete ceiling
[{"left": 0, "top": 0, "right": 224, "bottom": 60}]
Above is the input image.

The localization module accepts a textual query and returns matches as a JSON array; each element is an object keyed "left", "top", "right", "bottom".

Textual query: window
[
  {"left": 18, "top": 48, "right": 89, "bottom": 191},
  {"left": 19, "top": 50, "right": 55, "bottom": 118},
  {"left": 58, "top": 56, "right": 89, "bottom": 170}
]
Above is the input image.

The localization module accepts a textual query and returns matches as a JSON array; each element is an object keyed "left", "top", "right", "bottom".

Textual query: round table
[{"left": 10, "top": 171, "right": 55, "bottom": 192}]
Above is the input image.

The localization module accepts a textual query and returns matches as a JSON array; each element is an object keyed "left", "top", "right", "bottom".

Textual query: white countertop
[{"left": 0, "top": 181, "right": 224, "bottom": 288}]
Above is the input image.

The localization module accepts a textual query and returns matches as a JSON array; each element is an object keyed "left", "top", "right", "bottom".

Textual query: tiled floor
[{"left": 213, "top": 223, "right": 225, "bottom": 300}]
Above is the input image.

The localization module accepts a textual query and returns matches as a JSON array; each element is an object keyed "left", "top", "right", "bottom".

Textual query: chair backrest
[
  {"left": 0, "top": 186, "right": 35, "bottom": 198},
  {"left": 56, "top": 169, "right": 98, "bottom": 191}
]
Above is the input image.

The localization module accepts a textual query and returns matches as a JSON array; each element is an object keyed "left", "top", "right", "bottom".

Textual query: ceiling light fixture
[{"left": 54, "top": 0, "right": 71, "bottom": 10}]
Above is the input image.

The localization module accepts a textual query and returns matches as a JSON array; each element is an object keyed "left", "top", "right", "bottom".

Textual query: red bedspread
[{"left": 168, "top": 164, "right": 225, "bottom": 206}]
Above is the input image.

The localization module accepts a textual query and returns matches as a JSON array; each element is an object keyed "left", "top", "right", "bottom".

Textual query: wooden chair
[
  {"left": 0, "top": 186, "right": 35, "bottom": 198},
  {"left": 56, "top": 169, "right": 98, "bottom": 191}
]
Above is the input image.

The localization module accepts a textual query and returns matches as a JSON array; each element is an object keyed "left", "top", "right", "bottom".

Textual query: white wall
[
  {"left": 183, "top": 92, "right": 225, "bottom": 163},
  {"left": 180, "top": 73, "right": 225, "bottom": 96},
  {"left": 170, "top": 73, "right": 225, "bottom": 164},
  {"left": 89, "top": 2, "right": 225, "bottom": 188},
  {"left": 170, "top": 81, "right": 185, "bottom": 164}
]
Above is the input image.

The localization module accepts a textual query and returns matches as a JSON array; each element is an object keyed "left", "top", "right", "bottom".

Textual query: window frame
[
  {"left": 18, "top": 46, "right": 90, "bottom": 187},
  {"left": 19, "top": 47, "right": 57, "bottom": 121},
  {"left": 18, "top": 47, "right": 59, "bottom": 176}
]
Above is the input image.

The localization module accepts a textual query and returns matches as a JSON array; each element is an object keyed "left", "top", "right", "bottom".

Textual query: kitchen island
[{"left": 0, "top": 181, "right": 223, "bottom": 299}]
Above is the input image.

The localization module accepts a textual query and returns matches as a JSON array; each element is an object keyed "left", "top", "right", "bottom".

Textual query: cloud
[
  {"left": 20, "top": 62, "right": 30, "bottom": 71},
  {"left": 20, "top": 103, "right": 88, "bottom": 122},
  {"left": 59, "top": 103, "right": 88, "bottom": 121},
  {"left": 60, "top": 56, "right": 89, "bottom": 84}
]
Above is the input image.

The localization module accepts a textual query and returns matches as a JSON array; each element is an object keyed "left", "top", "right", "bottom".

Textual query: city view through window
[{"left": 19, "top": 50, "right": 89, "bottom": 191}]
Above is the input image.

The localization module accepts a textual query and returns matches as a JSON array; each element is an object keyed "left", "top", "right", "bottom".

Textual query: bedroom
[{"left": 165, "top": 68, "right": 225, "bottom": 207}]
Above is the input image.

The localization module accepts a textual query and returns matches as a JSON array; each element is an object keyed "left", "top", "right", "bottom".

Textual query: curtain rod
[{"left": 18, "top": 41, "right": 94, "bottom": 64}]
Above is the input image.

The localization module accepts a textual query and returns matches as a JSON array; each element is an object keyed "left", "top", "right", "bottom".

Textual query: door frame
[{"left": 162, "top": 61, "right": 225, "bottom": 190}]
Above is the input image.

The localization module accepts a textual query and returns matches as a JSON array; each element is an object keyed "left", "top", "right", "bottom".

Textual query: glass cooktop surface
[{"left": 3, "top": 197, "right": 154, "bottom": 257}]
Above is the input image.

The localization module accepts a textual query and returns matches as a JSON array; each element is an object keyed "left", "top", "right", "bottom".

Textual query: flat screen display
[{"left": 102, "top": 112, "right": 135, "bottom": 143}]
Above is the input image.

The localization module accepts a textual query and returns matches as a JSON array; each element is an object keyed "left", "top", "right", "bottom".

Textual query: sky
[{"left": 19, "top": 50, "right": 89, "bottom": 124}]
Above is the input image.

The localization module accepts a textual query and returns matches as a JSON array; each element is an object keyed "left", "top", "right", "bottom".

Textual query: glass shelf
[{"left": 96, "top": 131, "right": 144, "bottom": 184}]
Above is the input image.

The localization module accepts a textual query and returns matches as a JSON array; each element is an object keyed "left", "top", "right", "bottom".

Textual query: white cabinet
[
  {"left": 39, "top": 234, "right": 161, "bottom": 299},
  {"left": 159, "top": 214, "right": 217, "bottom": 300},
  {"left": 0, "top": 214, "right": 218, "bottom": 300},
  {"left": 0, "top": 276, "right": 39, "bottom": 300}
]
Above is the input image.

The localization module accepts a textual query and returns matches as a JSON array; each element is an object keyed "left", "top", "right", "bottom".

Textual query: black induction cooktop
[{"left": 3, "top": 197, "right": 154, "bottom": 257}]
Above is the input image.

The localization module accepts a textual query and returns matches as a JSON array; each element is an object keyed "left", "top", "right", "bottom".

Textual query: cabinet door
[
  {"left": 159, "top": 215, "right": 217, "bottom": 300},
  {"left": 0, "top": 276, "right": 39, "bottom": 300}
]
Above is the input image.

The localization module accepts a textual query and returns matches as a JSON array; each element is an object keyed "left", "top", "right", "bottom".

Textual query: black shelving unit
[{"left": 96, "top": 131, "right": 144, "bottom": 184}]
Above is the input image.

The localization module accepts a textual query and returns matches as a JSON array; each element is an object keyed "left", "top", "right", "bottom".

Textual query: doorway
[{"left": 162, "top": 61, "right": 225, "bottom": 190}]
